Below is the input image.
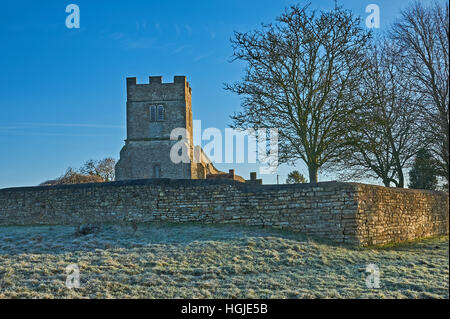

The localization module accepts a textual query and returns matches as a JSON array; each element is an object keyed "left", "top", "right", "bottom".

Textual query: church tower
[{"left": 115, "top": 76, "right": 194, "bottom": 180}]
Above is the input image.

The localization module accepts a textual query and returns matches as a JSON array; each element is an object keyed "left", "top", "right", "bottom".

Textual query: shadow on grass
[
  {"left": 0, "top": 222, "right": 327, "bottom": 256},
  {"left": 0, "top": 222, "right": 446, "bottom": 256}
]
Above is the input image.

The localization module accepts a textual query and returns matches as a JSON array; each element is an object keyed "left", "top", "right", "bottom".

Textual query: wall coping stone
[
  {"left": 1, "top": 179, "right": 447, "bottom": 196},
  {"left": 0, "top": 179, "right": 350, "bottom": 193}
]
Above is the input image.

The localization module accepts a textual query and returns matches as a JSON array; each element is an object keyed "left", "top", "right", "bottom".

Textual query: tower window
[
  {"left": 150, "top": 105, "right": 165, "bottom": 122},
  {"left": 153, "top": 164, "right": 161, "bottom": 178},
  {"left": 157, "top": 105, "right": 165, "bottom": 121},
  {"left": 150, "top": 105, "right": 157, "bottom": 122}
]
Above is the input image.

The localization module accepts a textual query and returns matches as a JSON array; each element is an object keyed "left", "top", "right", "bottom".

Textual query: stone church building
[{"left": 115, "top": 75, "right": 249, "bottom": 183}]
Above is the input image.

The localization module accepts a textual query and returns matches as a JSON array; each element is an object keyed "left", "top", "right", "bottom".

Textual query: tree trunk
[
  {"left": 308, "top": 165, "right": 318, "bottom": 183},
  {"left": 397, "top": 168, "right": 404, "bottom": 188},
  {"left": 441, "top": 133, "right": 449, "bottom": 182}
]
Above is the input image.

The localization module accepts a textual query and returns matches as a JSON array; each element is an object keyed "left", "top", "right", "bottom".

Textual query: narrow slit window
[
  {"left": 157, "top": 105, "right": 165, "bottom": 121},
  {"left": 153, "top": 164, "right": 161, "bottom": 178},
  {"left": 150, "top": 105, "right": 157, "bottom": 122}
]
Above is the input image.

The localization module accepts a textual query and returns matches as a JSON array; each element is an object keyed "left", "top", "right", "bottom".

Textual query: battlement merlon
[
  {"left": 126, "top": 76, "right": 191, "bottom": 89},
  {"left": 126, "top": 76, "right": 192, "bottom": 100}
]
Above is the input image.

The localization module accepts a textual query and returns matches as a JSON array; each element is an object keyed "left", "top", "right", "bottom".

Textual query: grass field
[{"left": 0, "top": 223, "right": 448, "bottom": 299}]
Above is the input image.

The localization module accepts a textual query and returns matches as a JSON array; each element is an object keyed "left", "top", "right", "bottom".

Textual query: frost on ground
[{"left": 0, "top": 223, "right": 448, "bottom": 299}]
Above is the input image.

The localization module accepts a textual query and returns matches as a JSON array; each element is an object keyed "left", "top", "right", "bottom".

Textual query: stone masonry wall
[
  {"left": 0, "top": 180, "right": 448, "bottom": 246},
  {"left": 354, "top": 184, "right": 449, "bottom": 246}
]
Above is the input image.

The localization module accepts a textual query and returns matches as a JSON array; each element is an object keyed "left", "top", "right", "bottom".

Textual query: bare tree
[
  {"left": 40, "top": 167, "right": 104, "bottom": 186},
  {"left": 329, "top": 40, "right": 423, "bottom": 187},
  {"left": 41, "top": 157, "right": 116, "bottom": 186},
  {"left": 390, "top": 1, "right": 449, "bottom": 183},
  {"left": 80, "top": 158, "right": 116, "bottom": 182},
  {"left": 226, "top": 4, "right": 371, "bottom": 182}
]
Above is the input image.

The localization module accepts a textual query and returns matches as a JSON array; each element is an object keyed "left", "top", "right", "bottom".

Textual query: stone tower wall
[{"left": 115, "top": 76, "right": 193, "bottom": 180}]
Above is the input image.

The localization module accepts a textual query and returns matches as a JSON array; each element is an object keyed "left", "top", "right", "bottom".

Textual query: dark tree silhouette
[
  {"left": 408, "top": 148, "right": 438, "bottom": 190},
  {"left": 286, "top": 170, "right": 307, "bottom": 184}
]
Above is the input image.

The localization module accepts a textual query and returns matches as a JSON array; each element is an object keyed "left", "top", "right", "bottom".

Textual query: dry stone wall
[
  {"left": 0, "top": 179, "right": 448, "bottom": 246},
  {"left": 354, "top": 184, "right": 449, "bottom": 245}
]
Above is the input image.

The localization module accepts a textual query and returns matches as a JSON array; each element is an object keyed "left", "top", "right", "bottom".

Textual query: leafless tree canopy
[
  {"left": 40, "top": 158, "right": 116, "bottom": 186},
  {"left": 80, "top": 158, "right": 116, "bottom": 182},
  {"left": 40, "top": 167, "right": 105, "bottom": 186},
  {"left": 328, "top": 39, "right": 423, "bottom": 187},
  {"left": 391, "top": 1, "right": 449, "bottom": 183},
  {"left": 227, "top": 4, "right": 371, "bottom": 182},
  {"left": 227, "top": 1, "right": 448, "bottom": 187}
]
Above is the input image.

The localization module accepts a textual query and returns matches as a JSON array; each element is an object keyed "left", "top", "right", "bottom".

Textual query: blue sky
[{"left": 0, "top": 0, "right": 419, "bottom": 188}]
